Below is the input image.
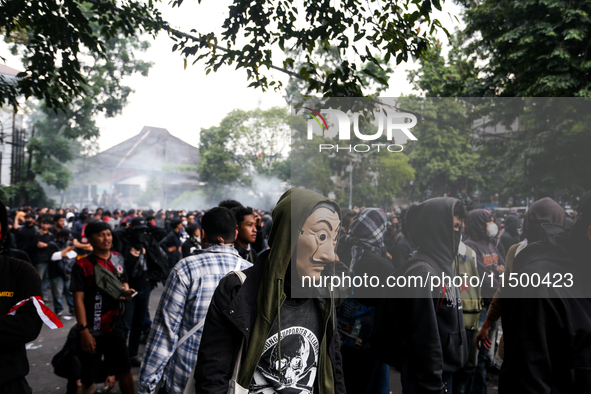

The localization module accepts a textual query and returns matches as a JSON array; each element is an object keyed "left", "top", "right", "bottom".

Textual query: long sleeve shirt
[{"left": 138, "top": 245, "right": 252, "bottom": 394}]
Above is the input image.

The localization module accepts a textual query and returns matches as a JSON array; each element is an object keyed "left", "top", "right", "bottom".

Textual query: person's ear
[
  {"left": 201, "top": 229, "right": 207, "bottom": 244},
  {"left": 234, "top": 228, "right": 238, "bottom": 242},
  {"left": 587, "top": 225, "right": 591, "bottom": 242}
]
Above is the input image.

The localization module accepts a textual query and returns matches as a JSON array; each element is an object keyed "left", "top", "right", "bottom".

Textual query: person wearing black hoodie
[
  {"left": 374, "top": 197, "right": 468, "bottom": 394},
  {"left": 500, "top": 214, "right": 521, "bottom": 253},
  {"left": 498, "top": 192, "right": 591, "bottom": 393},
  {"left": 477, "top": 198, "right": 566, "bottom": 359},
  {"left": 0, "top": 200, "right": 44, "bottom": 394}
]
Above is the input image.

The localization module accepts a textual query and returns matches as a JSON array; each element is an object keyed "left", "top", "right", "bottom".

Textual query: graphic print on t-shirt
[{"left": 251, "top": 326, "right": 320, "bottom": 394}]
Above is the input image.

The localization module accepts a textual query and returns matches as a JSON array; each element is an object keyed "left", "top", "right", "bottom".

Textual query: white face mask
[
  {"left": 182, "top": 221, "right": 188, "bottom": 226},
  {"left": 487, "top": 223, "right": 499, "bottom": 238}
]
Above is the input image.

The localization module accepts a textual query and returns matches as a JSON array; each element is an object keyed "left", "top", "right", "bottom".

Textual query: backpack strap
[{"left": 174, "top": 266, "right": 246, "bottom": 352}]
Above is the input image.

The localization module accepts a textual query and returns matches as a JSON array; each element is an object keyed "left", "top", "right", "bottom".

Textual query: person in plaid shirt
[{"left": 139, "top": 207, "right": 252, "bottom": 394}]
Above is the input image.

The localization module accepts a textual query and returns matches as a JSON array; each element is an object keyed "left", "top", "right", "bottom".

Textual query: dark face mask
[
  {"left": 454, "top": 230, "right": 462, "bottom": 255},
  {"left": 131, "top": 230, "right": 146, "bottom": 245}
]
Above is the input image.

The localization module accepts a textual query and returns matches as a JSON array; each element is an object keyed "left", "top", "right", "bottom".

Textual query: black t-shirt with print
[
  {"left": 250, "top": 298, "right": 322, "bottom": 394},
  {"left": 69, "top": 253, "right": 127, "bottom": 336}
]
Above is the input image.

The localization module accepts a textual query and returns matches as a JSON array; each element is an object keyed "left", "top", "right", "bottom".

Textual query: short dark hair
[
  {"left": 24, "top": 213, "right": 35, "bottom": 219},
  {"left": 53, "top": 214, "right": 65, "bottom": 222},
  {"left": 234, "top": 206, "right": 254, "bottom": 225},
  {"left": 342, "top": 211, "right": 356, "bottom": 230},
  {"left": 40, "top": 215, "right": 53, "bottom": 225},
  {"left": 202, "top": 207, "right": 237, "bottom": 244},
  {"left": 186, "top": 223, "right": 199, "bottom": 237},
  {"left": 128, "top": 209, "right": 136, "bottom": 215},
  {"left": 85, "top": 220, "right": 111, "bottom": 239},
  {"left": 453, "top": 201, "right": 467, "bottom": 221},
  {"left": 170, "top": 218, "right": 183, "bottom": 229},
  {"left": 218, "top": 199, "right": 244, "bottom": 210},
  {"left": 103, "top": 211, "right": 112, "bottom": 217},
  {"left": 57, "top": 228, "right": 71, "bottom": 239}
]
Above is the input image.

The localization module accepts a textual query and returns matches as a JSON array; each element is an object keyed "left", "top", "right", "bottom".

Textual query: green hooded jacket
[
  {"left": 193, "top": 188, "right": 345, "bottom": 394},
  {"left": 239, "top": 188, "right": 342, "bottom": 392}
]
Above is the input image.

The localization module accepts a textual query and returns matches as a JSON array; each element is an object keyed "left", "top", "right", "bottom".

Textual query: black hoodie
[
  {"left": 0, "top": 201, "right": 44, "bottom": 387},
  {"left": 374, "top": 197, "right": 468, "bottom": 394},
  {"left": 500, "top": 221, "right": 591, "bottom": 393},
  {"left": 499, "top": 196, "right": 591, "bottom": 393}
]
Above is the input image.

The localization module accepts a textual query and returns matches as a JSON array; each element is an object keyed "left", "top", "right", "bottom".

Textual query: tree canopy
[
  {"left": 404, "top": 0, "right": 591, "bottom": 203},
  {"left": 9, "top": 32, "right": 152, "bottom": 206},
  {"left": 197, "top": 106, "right": 290, "bottom": 201},
  {"left": 457, "top": 0, "right": 591, "bottom": 97},
  {"left": 1, "top": 0, "right": 160, "bottom": 110},
  {"left": 171, "top": 0, "right": 446, "bottom": 97},
  {"left": 1, "top": 0, "right": 449, "bottom": 110}
]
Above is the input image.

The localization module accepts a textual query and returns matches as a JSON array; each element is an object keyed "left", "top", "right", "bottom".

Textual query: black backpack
[{"left": 51, "top": 327, "right": 80, "bottom": 379}]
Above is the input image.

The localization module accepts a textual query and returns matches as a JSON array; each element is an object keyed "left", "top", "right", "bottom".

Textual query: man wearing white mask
[{"left": 463, "top": 209, "right": 506, "bottom": 394}]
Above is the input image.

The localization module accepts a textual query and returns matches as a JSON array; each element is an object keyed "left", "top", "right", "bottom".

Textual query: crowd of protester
[{"left": 1, "top": 190, "right": 590, "bottom": 394}]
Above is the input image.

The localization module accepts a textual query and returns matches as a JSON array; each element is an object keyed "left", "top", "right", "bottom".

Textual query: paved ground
[{"left": 25, "top": 286, "right": 499, "bottom": 393}]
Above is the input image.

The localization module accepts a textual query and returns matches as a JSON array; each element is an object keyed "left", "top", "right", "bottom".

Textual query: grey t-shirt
[{"left": 249, "top": 298, "right": 322, "bottom": 394}]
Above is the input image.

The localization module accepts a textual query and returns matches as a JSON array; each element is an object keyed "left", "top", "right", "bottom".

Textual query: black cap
[{"left": 131, "top": 216, "right": 148, "bottom": 229}]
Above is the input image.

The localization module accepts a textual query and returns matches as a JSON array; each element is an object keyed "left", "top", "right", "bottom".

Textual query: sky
[{"left": 2, "top": 1, "right": 465, "bottom": 152}]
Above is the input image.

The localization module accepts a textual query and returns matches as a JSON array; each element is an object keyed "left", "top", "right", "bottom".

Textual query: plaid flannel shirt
[{"left": 138, "top": 245, "right": 252, "bottom": 394}]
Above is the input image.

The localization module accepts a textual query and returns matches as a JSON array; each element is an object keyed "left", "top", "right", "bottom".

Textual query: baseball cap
[{"left": 131, "top": 216, "right": 148, "bottom": 229}]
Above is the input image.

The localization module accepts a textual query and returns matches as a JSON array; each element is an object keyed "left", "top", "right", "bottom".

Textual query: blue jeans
[
  {"left": 49, "top": 276, "right": 74, "bottom": 314},
  {"left": 471, "top": 307, "right": 498, "bottom": 394},
  {"left": 36, "top": 262, "right": 51, "bottom": 300},
  {"left": 121, "top": 285, "right": 151, "bottom": 357}
]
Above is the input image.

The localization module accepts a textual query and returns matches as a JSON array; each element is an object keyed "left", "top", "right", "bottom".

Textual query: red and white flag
[{"left": 6, "top": 296, "right": 63, "bottom": 329}]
